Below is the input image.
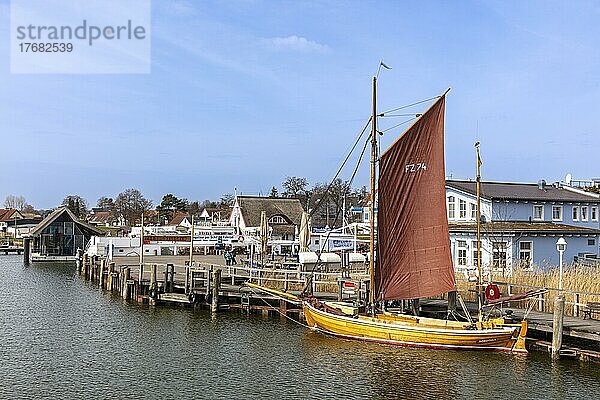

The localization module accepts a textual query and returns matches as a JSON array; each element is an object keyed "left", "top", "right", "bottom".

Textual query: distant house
[
  {"left": 88, "top": 211, "right": 115, "bottom": 227},
  {"left": 229, "top": 196, "right": 304, "bottom": 253},
  {"left": 5, "top": 217, "right": 42, "bottom": 238},
  {"left": 0, "top": 209, "right": 24, "bottom": 235},
  {"left": 27, "top": 207, "right": 104, "bottom": 262},
  {"left": 199, "top": 207, "right": 226, "bottom": 224},
  {"left": 446, "top": 180, "right": 600, "bottom": 272},
  {"left": 168, "top": 212, "right": 192, "bottom": 228}
]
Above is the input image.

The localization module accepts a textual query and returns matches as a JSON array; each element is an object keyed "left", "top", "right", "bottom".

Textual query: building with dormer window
[{"left": 446, "top": 179, "right": 600, "bottom": 273}]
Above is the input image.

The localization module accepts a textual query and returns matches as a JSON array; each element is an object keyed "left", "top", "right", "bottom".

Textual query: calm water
[{"left": 1, "top": 255, "right": 599, "bottom": 400}]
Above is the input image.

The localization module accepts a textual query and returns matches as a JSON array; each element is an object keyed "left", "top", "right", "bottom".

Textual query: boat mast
[
  {"left": 475, "top": 142, "right": 483, "bottom": 323},
  {"left": 369, "top": 76, "right": 377, "bottom": 314}
]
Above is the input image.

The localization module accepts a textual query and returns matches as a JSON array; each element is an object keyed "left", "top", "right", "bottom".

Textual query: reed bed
[{"left": 456, "top": 264, "right": 600, "bottom": 316}]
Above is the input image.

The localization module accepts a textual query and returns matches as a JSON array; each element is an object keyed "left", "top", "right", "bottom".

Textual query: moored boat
[{"left": 300, "top": 68, "right": 529, "bottom": 353}]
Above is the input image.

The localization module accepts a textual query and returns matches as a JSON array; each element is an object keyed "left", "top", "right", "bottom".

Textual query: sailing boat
[{"left": 300, "top": 77, "right": 528, "bottom": 353}]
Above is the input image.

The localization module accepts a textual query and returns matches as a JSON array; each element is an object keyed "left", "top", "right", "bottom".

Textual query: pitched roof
[
  {"left": 449, "top": 221, "right": 600, "bottom": 235},
  {"left": 29, "top": 207, "right": 103, "bottom": 236},
  {"left": 89, "top": 211, "right": 113, "bottom": 223},
  {"left": 0, "top": 209, "right": 23, "bottom": 222},
  {"left": 446, "top": 180, "right": 600, "bottom": 203},
  {"left": 168, "top": 212, "right": 190, "bottom": 226},
  {"left": 236, "top": 196, "right": 304, "bottom": 227}
]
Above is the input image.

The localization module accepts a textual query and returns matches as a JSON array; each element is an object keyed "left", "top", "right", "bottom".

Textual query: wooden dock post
[
  {"left": 122, "top": 267, "right": 131, "bottom": 300},
  {"left": 84, "top": 255, "right": 90, "bottom": 280},
  {"left": 211, "top": 268, "right": 221, "bottom": 313},
  {"left": 185, "top": 266, "right": 190, "bottom": 294},
  {"left": 552, "top": 294, "right": 566, "bottom": 360},
  {"left": 107, "top": 262, "right": 115, "bottom": 291},
  {"left": 150, "top": 264, "right": 157, "bottom": 288},
  {"left": 76, "top": 249, "right": 82, "bottom": 275},
  {"left": 23, "top": 237, "right": 31, "bottom": 266},
  {"left": 139, "top": 263, "right": 144, "bottom": 285},
  {"left": 99, "top": 258, "right": 106, "bottom": 289}
]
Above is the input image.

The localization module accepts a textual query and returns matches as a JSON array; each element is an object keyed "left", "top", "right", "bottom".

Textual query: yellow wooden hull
[{"left": 303, "top": 302, "right": 527, "bottom": 353}]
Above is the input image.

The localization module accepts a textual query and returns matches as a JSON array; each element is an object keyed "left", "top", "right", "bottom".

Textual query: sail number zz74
[{"left": 405, "top": 163, "right": 427, "bottom": 173}]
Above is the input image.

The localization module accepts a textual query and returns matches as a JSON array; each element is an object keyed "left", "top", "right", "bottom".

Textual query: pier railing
[
  {"left": 455, "top": 277, "right": 600, "bottom": 317},
  {"left": 110, "top": 258, "right": 369, "bottom": 297}
]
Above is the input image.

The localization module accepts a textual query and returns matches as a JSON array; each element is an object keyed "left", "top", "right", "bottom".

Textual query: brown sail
[{"left": 375, "top": 95, "right": 455, "bottom": 301}]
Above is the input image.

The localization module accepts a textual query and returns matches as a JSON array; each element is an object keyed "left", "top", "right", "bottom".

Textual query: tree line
[{"left": 3, "top": 176, "right": 369, "bottom": 228}]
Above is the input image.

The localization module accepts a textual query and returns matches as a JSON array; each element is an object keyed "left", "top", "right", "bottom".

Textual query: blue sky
[{"left": 1, "top": 0, "right": 599, "bottom": 208}]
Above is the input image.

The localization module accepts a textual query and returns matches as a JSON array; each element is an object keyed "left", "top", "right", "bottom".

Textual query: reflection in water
[{"left": 1, "top": 256, "right": 600, "bottom": 400}]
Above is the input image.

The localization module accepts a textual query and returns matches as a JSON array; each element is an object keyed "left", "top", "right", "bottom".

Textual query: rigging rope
[
  {"left": 308, "top": 117, "right": 371, "bottom": 220},
  {"left": 246, "top": 285, "right": 311, "bottom": 328},
  {"left": 301, "top": 135, "right": 371, "bottom": 296},
  {"left": 380, "top": 95, "right": 440, "bottom": 115},
  {"left": 380, "top": 117, "right": 416, "bottom": 134}
]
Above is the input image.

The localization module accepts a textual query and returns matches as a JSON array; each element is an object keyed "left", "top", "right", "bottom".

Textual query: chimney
[{"left": 538, "top": 179, "right": 546, "bottom": 190}]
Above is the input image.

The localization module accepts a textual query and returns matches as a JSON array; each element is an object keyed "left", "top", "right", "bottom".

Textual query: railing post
[
  {"left": 538, "top": 292, "right": 544, "bottom": 312},
  {"left": 575, "top": 292, "right": 580, "bottom": 317}
]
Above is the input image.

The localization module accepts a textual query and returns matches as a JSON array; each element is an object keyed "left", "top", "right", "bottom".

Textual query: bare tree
[
  {"left": 113, "top": 188, "right": 153, "bottom": 226},
  {"left": 308, "top": 179, "right": 353, "bottom": 228},
  {"left": 97, "top": 196, "right": 115, "bottom": 210},
  {"left": 62, "top": 195, "right": 88, "bottom": 218},
  {"left": 282, "top": 176, "right": 308, "bottom": 198},
  {"left": 4, "top": 195, "right": 28, "bottom": 211}
]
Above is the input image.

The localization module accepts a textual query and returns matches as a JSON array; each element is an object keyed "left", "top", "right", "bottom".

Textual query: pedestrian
[{"left": 224, "top": 251, "right": 230, "bottom": 266}]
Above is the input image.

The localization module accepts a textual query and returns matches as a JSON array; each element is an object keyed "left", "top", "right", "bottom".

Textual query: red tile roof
[{"left": 0, "top": 209, "right": 23, "bottom": 222}]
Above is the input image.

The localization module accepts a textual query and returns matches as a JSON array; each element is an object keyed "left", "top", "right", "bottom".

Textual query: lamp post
[
  {"left": 553, "top": 236, "right": 567, "bottom": 360},
  {"left": 556, "top": 237, "right": 567, "bottom": 291}
]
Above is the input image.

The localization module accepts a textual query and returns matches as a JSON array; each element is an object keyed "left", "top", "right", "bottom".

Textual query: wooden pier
[
  {"left": 76, "top": 253, "right": 600, "bottom": 362},
  {"left": 75, "top": 252, "right": 367, "bottom": 322}
]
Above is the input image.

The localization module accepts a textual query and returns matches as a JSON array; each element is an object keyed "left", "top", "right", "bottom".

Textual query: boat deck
[{"left": 422, "top": 299, "right": 600, "bottom": 351}]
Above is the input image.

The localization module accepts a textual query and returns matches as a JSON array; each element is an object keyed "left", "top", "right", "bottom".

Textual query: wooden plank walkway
[{"left": 511, "top": 308, "right": 600, "bottom": 346}]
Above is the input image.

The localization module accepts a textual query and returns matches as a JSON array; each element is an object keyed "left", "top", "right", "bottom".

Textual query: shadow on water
[{"left": 2, "top": 256, "right": 600, "bottom": 400}]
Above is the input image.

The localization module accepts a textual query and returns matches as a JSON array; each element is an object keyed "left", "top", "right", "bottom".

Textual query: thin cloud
[
  {"left": 160, "top": 0, "right": 197, "bottom": 17},
  {"left": 265, "top": 35, "right": 328, "bottom": 52}
]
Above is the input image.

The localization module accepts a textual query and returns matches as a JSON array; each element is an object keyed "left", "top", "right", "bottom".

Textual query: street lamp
[{"left": 556, "top": 237, "right": 567, "bottom": 290}]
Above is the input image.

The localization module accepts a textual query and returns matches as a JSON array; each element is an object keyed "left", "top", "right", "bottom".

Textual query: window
[
  {"left": 472, "top": 241, "right": 480, "bottom": 267},
  {"left": 364, "top": 212, "right": 369, "bottom": 221},
  {"left": 572, "top": 206, "right": 579, "bottom": 221},
  {"left": 269, "top": 215, "right": 286, "bottom": 224},
  {"left": 592, "top": 207, "right": 598, "bottom": 222},
  {"left": 459, "top": 199, "right": 467, "bottom": 219},
  {"left": 447, "top": 196, "right": 455, "bottom": 219},
  {"left": 457, "top": 240, "right": 467, "bottom": 266},
  {"left": 472, "top": 249, "right": 479, "bottom": 267},
  {"left": 492, "top": 242, "right": 507, "bottom": 268},
  {"left": 519, "top": 241, "right": 533, "bottom": 267},
  {"left": 552, "top": 206, "right": 563, "bottom": 221},
  {"left": 64, "top": 222, "right": 74, "bottom": 236},
  {"left": 470, "top": 203, "right": 477, "bottom": 220},
  {"left": 588, "top": 239, "right": 596, "bottom": 246},
  {"left": 581, "top": 206, "right": 589, "bottom": 222},
  {"left": 533, "top": 205, "right": 544, "bottom": 221}
]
